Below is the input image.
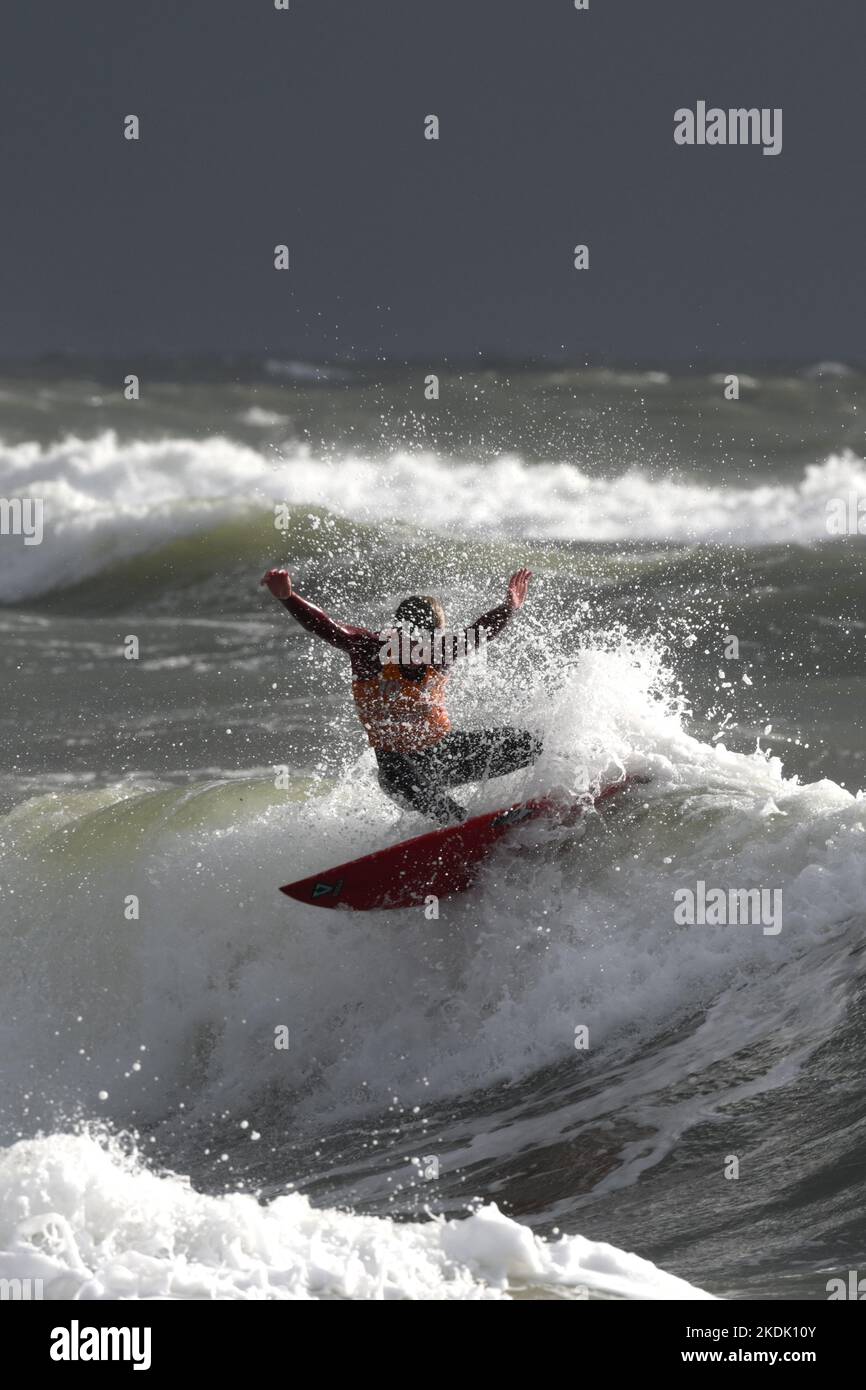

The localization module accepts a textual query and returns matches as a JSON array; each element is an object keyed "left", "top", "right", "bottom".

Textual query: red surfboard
[{"left": 280, "top": 775, "right": 646, "bottom": 912}]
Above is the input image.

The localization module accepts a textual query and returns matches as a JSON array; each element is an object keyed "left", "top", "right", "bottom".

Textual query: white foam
[
  {"left": 1, "top": 431, "right": 864, "bottom": 599},
  {"left": 0, "top": 1133, "right": 712, "bottom": 1300}
]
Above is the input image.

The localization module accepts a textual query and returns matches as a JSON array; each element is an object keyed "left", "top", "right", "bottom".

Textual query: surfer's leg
[
  {"left": 429, "top": 728, "right": 542, "bottom": 785},
  {"left": 375, "top": 750, "right": 468, "bottom": 823}
]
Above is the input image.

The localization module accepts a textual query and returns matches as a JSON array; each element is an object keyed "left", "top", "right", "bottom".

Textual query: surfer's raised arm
[
  {"left": 463, "top": 567, "right": 533, "bottom": 651},
  {"left": 260, "top": 569, "right": 374, "bottom": 652}
]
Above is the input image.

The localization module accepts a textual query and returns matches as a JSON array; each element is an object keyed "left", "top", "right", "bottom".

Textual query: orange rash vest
[
  {"left": 280, "top": 591, "right": 513, "bottom": 754},
  {"left": 352, "top": 663, "right": 451, "bottom": 753}
]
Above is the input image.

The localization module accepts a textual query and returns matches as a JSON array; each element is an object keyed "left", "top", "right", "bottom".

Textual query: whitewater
[{"left": 2, "top": 432, "right": 866, "bottom": 601}]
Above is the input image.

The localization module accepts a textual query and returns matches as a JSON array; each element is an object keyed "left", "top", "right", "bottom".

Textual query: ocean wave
[
  {"left": 1, "top": 432, "right": 865, "bottom": 601},
  {"left": 1, "top": 637, "right": 862, "bottom": 1138}
]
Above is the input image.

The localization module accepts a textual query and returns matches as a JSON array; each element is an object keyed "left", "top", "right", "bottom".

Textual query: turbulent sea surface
[{"left": 0, "top": 363, "right": 864, "bottom": 1299}]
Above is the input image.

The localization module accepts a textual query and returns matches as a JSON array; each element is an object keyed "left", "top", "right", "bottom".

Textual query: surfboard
[{"left": 280, "top": 774, "right": 647, "bottom": 912}]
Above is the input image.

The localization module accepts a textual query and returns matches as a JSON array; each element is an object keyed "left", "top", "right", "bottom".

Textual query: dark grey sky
[{"left": 1, "top": 0, "right": 863, "bottom": 363}]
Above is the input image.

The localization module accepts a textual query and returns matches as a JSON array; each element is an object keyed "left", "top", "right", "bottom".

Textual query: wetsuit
[{"left": 281, "top": 591, "right": 541, "bottom": 822}]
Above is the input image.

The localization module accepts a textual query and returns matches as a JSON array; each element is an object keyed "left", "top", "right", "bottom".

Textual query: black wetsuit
[{"left": 375, "top": 728, "right": 541, "bottom": 823}]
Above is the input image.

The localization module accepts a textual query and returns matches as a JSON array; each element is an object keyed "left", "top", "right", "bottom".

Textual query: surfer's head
[{"left": 394, "top": 595, "right": 445, "bottom": 635}]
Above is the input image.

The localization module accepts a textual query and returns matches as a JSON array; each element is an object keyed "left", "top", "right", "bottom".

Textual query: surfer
[{"left": 261, "top": 567, "right": 541, "bottom": 822}]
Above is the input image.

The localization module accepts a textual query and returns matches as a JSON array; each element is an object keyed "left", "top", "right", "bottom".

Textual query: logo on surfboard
[{"left": 311, "top": 878, "right": 344, "bottom": 899}]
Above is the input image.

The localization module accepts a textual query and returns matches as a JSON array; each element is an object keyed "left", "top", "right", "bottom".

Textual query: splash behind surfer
[{"left": 261, "top": 567, "right": 541, "bottom": 823}]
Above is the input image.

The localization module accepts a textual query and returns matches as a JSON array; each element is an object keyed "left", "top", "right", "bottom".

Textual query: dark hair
[{"left": 394, "top": 594, "right": 446, "bottom": 633}]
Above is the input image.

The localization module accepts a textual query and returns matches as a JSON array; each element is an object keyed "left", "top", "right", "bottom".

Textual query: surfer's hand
[
  {"left": 261, "top": 568, "right": 293, "bottom": 600},
  {"left": 506, "top": 568, "right": 533, "bottom": 610}
]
